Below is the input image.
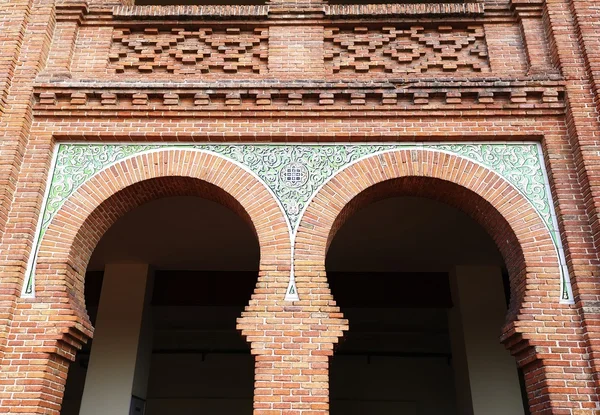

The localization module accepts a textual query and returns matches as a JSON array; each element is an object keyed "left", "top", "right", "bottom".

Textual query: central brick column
[{"left": 238, "top": 262, "right": 348, "bottom": 414}]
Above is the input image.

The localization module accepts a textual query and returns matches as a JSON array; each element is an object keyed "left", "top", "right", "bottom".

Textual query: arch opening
[
  {"left": 325, "top": 177, "right": 531, "bottom": 318},
  {"left": 325, "top": 177, "right": 532, "bottom": 415},
  {"left": 57, "top": 176, "right": 260, "bottom": 415}
]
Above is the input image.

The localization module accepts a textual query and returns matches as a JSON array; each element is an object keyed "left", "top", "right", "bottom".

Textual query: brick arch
[
  {"left": 296, "top": 148, "right": 560, "bottom": 314},
  {"left": 295, "top": 148, "right": 571, "bottom": 414},
  {"left": 33, "top": 148, "right": 291, "bottom": 330},
  {"left": 325, "top": 175, "right": 530, "bottom": 317}
]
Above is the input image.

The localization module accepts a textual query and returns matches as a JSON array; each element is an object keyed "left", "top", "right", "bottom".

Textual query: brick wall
[{"left": 2, "top": 0, "right": 600, "bottom": 413}]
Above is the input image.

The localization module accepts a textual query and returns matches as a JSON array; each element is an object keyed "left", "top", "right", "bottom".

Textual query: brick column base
[{"left": 0, "top": 303, "right": 91, "bottom": 414}]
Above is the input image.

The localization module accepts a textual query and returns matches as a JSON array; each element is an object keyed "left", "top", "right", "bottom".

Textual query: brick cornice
[{"left": 32, "top": 78, "right": 566, "bottom": 117}]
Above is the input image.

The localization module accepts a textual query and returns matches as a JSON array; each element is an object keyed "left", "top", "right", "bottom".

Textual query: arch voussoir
[
  {"left": 28, "top": 150, "right": 293, "bottom": 415},
  {"left": 293, "top": 148, "right": 583, "bottom": 415},
  {"left": 297, "top": 147, "right": 563, "bottom": 329},
  {"left": 31, "top": 148, "right": 290, "bottom": 335}
]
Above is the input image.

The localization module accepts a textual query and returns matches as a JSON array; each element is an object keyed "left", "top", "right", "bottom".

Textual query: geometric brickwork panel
[
  {"left": 109, "top": 27, "right": 268, "bottom": 75},
  {"left": 22, "top": 143, "right": 573, "bottom": 304},
  {"left": 324, "top": 25, "right": 490, "bottom": 74}
]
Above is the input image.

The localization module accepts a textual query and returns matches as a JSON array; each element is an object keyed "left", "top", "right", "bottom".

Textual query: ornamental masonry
[{"left": 1, "top": 0, "right": 600, "bottom": 414}]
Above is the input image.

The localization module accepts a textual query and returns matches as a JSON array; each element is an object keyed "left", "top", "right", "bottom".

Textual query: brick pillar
[
  {"left": 501, "top": 329, "right": 593, "bottom": 415},
  {"left": 511, "top": 0, "right": 558, "bottom": 76},
  {"left": 0, "top": 322, "right": 89, "bottom": 414},
  {"left": 39, "top": 0, "right": 88, "bottom": 79},
  {"left": 0, "top": 253, "right": 93, "bottom": 414},
  {"left": 238, "top": 262, "right": 348, "bottom": 414},
  {"left": 0, "top": 0, "right": 55, "bottom": 241},
  {"left": 0, "top": 261, "right": 93, "bottom": 415},
  {"left": 0, "top": 0, "right": 58, "bottom": 371},
  {"left": 538, "top": 132, "right": 600, "bottom": 413},
  {"left": 0, "top": 0, "right": 32, "bottom": 117},
  {"left": 568, "top": 0, "right": 600, "bottom": 117},
  {"left": 502, "top": 271, "right": 597, "bottom": 414},
  {"left": 545, "top": 0, "right": 600, "bottom": 405}
]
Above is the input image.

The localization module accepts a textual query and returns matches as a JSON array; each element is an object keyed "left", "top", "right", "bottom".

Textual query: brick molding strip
[
  {"left": 111, "top": 3, "right": 483, "bottom": 19},
  {"left": 33, "top": 80, "right": 566, "bottom": 116}
]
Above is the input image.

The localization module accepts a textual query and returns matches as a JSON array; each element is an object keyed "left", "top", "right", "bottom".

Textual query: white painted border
[
  {"left": 536, "top": 143, "right": 574, "bottom": 303},
  {"left": 21, "top": 146, "right": 61, "bottom": 298}
]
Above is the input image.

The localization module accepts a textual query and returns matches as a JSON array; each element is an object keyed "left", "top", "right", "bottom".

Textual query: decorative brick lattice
[
  {"left": 324, "top": 25, "right": 490, "bottom": 74},
  {"left": 109, "top": 27, "right": 268, "bottom": 75}
]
